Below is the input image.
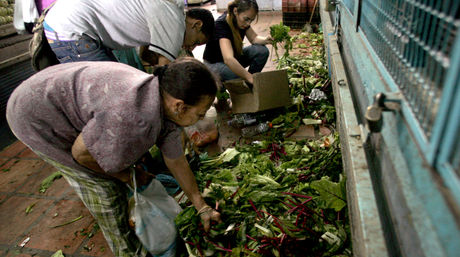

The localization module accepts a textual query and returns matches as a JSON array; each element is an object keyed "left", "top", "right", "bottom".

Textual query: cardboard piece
[{"left": 224, "top": 69, "right": 291, "bottom": 113}]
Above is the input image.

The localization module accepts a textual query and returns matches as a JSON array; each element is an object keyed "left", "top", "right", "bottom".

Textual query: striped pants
[{"left": 38, "top": 152, "right": 148, "bottom": 257}]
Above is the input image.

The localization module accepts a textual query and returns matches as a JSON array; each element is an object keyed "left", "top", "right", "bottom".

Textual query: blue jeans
[
  {"left": 48, "top": 34, "right": 118, "bottom": 63},
  {"left": 206, "top": 44, "right": 269, "bottom": 81}
]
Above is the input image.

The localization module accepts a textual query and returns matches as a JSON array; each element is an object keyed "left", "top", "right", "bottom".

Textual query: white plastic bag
[{"left": 132, "top": 173, "right": 182, "bottom": 256}]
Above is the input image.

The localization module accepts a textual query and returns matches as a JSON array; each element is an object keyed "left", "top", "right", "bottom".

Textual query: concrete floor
[{"left": 0, "top": 2, "right": 283, "bottom": 256}]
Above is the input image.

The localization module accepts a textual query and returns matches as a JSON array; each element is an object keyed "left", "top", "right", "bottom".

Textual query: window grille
[
  {"left": 342, "top": 0, "right": 355, "bottom": 14},
  {"left": 359, "top": 0, "right": 460, "bottom": 139}
]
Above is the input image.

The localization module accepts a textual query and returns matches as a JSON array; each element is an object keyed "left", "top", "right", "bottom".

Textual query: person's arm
[
  {"left": 163, "top": 154, "right": 221, "bottom": 232},
  {"left": 157, "top": 55, "right": 170, "bottom": 66},
  {"left": 139, "top": 46, "right": 171, "bottom": 66},
  {"left": 246, "top": 27, "right": 272, "bottom": 45},
  {"left": 220, "top": 38, "right": 254, "bottom": 84},
  {"left": 71, "top": 133, "right": 153, "bottom": 186}
]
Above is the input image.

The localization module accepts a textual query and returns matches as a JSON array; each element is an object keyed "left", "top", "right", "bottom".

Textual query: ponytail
[{"left": 152, "top": 65, "right": 168, "bottom": 83}]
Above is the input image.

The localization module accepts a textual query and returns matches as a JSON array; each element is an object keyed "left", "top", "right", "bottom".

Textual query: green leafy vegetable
[
  {"left": 270, "top": 22, "right": 292, "bottom": 58},
  {"left": 311, "top": 175, "right": 347, "bottom": 211},
  {"left": 25, "top": 202, "right": 36, "bottom": 215},
  {"left": 175, "top": 31, "right": 350, "bottom": 256},
  {"left": 39, "top": 171, "right": 62, "bottom": 193},
  {"left": 51, "top": 250, "right": 65, "bottom": 257},
  {"left": 50, "top": 215, "right": 83, "bottom": 228}
]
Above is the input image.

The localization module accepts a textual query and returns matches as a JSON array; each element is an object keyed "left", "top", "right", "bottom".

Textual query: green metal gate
[{"left": 321, "top": 0, "right": 460, "bottom": 256}]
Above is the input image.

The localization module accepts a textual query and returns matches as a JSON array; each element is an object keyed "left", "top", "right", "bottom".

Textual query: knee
[{"left": 254, "top": 44, "right": 269, "bottom": 58}]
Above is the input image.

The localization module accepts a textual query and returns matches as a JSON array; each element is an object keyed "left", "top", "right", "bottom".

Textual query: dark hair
[
  {"left": 186, "top": 8, "right": 215, "bottom": 39},
  {"left": 227, "top": 0, "right": 259, "bottom": 18},
  {"left": 153, "top": 57, "right": 218, "bottom": 106}
]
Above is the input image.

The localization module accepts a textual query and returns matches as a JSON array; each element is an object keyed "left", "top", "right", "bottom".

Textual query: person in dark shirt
[{"left": 203, "top": 0, "right": 272, "bottom": 85}]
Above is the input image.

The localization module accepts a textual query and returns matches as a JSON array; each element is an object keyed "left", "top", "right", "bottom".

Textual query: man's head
[{"left": 183, "top": 8, "right": 215, "bottom": 51}]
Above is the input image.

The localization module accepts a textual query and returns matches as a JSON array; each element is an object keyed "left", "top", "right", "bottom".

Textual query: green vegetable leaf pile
[
  {"left": 176, "top": 136, "right": 349, "bottom": 256},
  {"left": 175, "top": 30, "right": 351, "bottom": 256}
]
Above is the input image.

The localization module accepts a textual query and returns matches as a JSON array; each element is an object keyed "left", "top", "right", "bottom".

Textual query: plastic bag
[
  {"left": 29, "top": 3, "right": 59, "bottom": 71},
  {"left": 184, "top": 107, "right": 219, "bottom": 148},
  {"left": 131, "top": 172, "right": 182, "bottom": 256}
]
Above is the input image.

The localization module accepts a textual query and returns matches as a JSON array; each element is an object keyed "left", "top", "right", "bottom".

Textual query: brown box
[{"left": 223, "top": 69, "right": 291, "bottom": 114}]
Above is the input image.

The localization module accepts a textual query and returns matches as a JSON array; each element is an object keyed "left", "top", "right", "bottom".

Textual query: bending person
[
  {"left": 203, "top": 0, "right": 272, "bottom": 84},
  {"left": 7, "top": 58, "right": 221, "bottom": 256},
  {"left": 44, "top": 0, "right": 214, "bottom": 66}
]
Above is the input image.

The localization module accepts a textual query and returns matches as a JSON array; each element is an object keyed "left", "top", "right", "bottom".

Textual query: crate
[
  {"left": 282, "top": 0, "right": 320, "bottom": 29},
  {"left": 282, "top": 12, "right": 309, "bottom": 29}
]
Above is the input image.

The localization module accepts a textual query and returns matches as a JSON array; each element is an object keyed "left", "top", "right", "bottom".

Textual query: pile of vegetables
[
  {"left": 175, "top": 27, "right": 352, "bottom": 256},
  {"left": 0, "top": 0, "right": 14, "bottom": 25},
  {"left": 177, "top": 138, "right": 349, "bottom": 256}
]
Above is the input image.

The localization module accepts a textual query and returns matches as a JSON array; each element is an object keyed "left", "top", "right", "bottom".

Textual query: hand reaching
[{"left": 197, "top": 205, "right": 222, "bottom": 232}]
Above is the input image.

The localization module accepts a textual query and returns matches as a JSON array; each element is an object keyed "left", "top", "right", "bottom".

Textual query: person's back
[{"left": 45, "top": 0, "right": 184, "bottom": 53}]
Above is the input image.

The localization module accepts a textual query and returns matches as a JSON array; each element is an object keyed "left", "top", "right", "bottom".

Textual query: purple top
[{"left": 7, "top": 62, "right": 183, "bottom": 174}]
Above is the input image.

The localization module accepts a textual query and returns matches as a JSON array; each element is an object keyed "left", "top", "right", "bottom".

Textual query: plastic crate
[
  {"left": 282, "top": 0, "right": 320, "bottom": 29},
  {"left": 282, "top": 12, "right": 309, "bottom": 29}
]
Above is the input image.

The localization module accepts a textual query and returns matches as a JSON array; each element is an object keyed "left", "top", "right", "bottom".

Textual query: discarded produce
[
  {"left": 39, "top": 171, "right": 62, "bottom": 193},
  {"left": 175, "top": 29, "right": 351, "bottom": 256},
  {"left": 50, "top": 215, "right": 83, "bottom": 228}
]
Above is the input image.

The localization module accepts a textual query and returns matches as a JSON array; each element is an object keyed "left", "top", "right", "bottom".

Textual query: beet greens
[{"left": 175, "top": 32, "right": 351, "bottom": 256}]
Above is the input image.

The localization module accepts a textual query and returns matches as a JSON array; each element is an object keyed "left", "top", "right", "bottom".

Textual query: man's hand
[{"left": 197, "top": 205, "right": 222, "bottom": 232}]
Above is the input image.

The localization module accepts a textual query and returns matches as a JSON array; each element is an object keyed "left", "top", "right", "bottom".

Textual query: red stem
[
  {"left": 287, "top": 198, "right": 313, "bottom": 214},
  {"left": 244, "top": 245, "right": 254, "bottom": 251},
  {"left": 207, "top": 240, "right": 233, "bottom": 253},
  {"left": 279, "top": 233, "right": 286, "bottom": 247},
  {"left": 246, "top": 234, "right": 257, "bottom": 242},
  {"left": 282, "top": 192, "right": 313, "bottom": 199},
  {"left": 261, "top": 210, "right": 286, "bottom": 234},
  {"left": 229, "top": 187, "right": 240, "bottom": 199},
  {"left": 195, "top": 241, "right": 204, "bottom": 257},
  {"left": 249, "top": 199, "right": 263, "bottom": 219},
  {"left": 282, "top": 201, "right": 294, "bottom": 209}
]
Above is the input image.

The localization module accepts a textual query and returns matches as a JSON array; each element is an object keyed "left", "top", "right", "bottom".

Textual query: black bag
[{"left": 29, "top": 4, "right": 59, "bottom": 71}]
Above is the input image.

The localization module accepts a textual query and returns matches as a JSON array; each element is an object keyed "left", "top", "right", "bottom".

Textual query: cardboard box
[{"left": 223, "top": 69, "right": 291, "bottom": 113}]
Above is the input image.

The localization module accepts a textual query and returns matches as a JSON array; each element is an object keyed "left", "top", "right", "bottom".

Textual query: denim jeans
[
  {"left": 206, "top": 44, "right": 269, "bottom": 81},
  {"left": 48, "top": 34, "right": 118, "bottom": 63}
]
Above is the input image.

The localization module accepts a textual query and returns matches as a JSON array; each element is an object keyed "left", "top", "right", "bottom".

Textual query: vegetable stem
[
  {"left": 249, "top": 199, "right": 263, "bottom": 219},
  {"left": 50, "top": 215, "right": 83, "bottom": 228}
]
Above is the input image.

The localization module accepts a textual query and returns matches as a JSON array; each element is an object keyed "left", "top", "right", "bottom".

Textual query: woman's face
[
  {"left": 174, "top": 95, "right": 214, "bottom": 127},
  {"left": 233, "top": 7, "right": 257, "bottom": 30}
]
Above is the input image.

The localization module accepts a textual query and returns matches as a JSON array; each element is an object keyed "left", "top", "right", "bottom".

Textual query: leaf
[
  {"left": 51, "top": 250, "right": 65, "bottom": 257},
  {"left": 249, "top": 174, "right": 280, "bottom": 187},
  {"left": 302, "top": 118, "right": 322, "bottom": 125},
  {"left": 270, "top": 22, "right": 292, "bottom": 57},
  {"left": 39, "top": 171, "right": 62, "bottom": 193},
  {"left": 310, "top": 176, "right": 347, "bottom": 211},
  {"left": 50, "top": 215, "right": 83, "bottom": 228},
  {"left": 201, "top": 148, "right": 240, "bottom": 166},
  {"left": 25, "top": 202, "right": 36, "bottom": 215}
]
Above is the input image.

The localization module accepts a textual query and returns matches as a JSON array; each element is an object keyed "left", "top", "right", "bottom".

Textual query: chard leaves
[{"left": 311, "top": 176, "right": 347, "bottom": 211}]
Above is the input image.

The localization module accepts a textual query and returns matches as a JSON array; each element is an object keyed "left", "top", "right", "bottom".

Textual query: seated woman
[
  {"left": 6, "top": 58, "right": 221, "bottom": 256},
  {"left": 203, "top": 0, "right": 272, "bottom": 85}
]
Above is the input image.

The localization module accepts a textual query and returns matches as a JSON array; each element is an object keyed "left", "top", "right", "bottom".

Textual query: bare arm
[
  {"left": 246, "top": 27, "right": 272, "bottom": 45},
  {"left": 163, "top": 154, "right": 221, "bottom": 231},
  {"left": 220, "top": 38, "right": 254, "bottom": 84},
  {"left": 139, "top": 46, "right": 171, "bottom": 66},
  {"left": 71, "top": 133, "right": 153, "bottom": 185}
]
